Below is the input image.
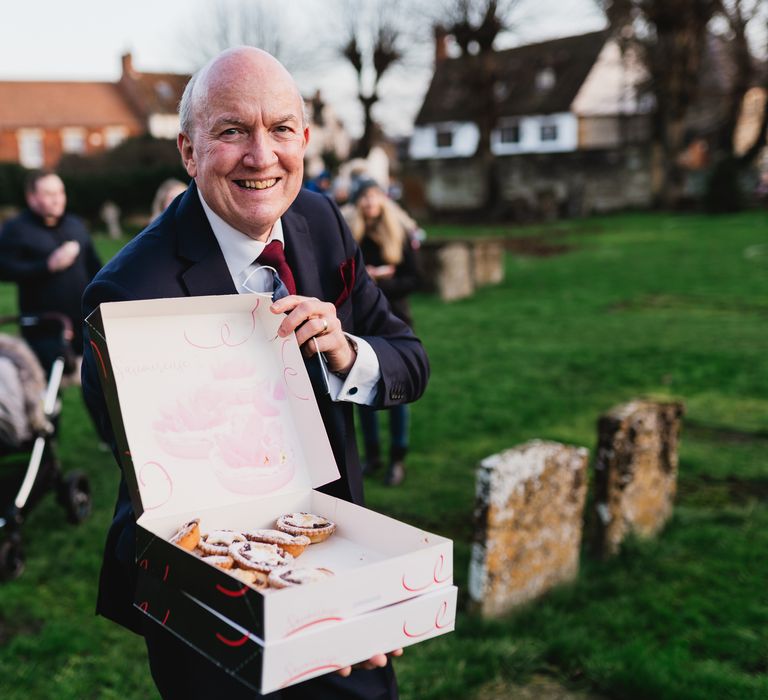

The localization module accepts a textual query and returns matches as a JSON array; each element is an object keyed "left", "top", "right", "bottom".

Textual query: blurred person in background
[
  {"left": 346, "top": 179, "right": 423, "bottom": 486},
  {"left": 0, "top": 170, "right": 102, "bottom": 377},
  {"left": 150, "top": 178, "right": 188, "bottom": 221},
  {"left": 304, "top": 169, "right": 333, "bottom": 198}
]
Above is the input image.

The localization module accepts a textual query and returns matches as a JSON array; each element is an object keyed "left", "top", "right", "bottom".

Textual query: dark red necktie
[{"left": 258, "top": 240, "right": 296, "bottom": 295}]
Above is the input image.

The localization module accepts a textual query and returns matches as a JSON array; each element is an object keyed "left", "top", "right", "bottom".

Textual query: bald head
[
  {"left": 176, "top": 45, "right": 310, "bottom": 240},
  {"left": 179, "top": 47, "right": 305, "bottom": 139}
]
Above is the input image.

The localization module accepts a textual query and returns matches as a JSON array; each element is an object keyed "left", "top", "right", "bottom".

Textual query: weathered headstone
[
  {"left": 469, "top": 440, "right": 589, "bottom": 617},
  {"left": 593, "top": 400, "right": 685, "bottom": 556},
  {"left": 420, "top": 239, "right": 474, "bottom": 301},
  {"left": 471, "top": 238, "right": 505, "bottom": 287},
  {"left": 100, "top": 200, "right": 122, "bottom": 240}
]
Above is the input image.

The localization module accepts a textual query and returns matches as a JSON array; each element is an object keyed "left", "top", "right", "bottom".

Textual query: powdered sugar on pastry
[
  {"left": 199, "top": 529, "right": 246, "bottom": 555},
  {"left": 243, "top": 529, "right": 311, "bottom": 557},
  {"left": 229, "top": 540, "right": 293, "bottom": 572},
  {"left": 275, "top": 512, "right": 336, "bottom": 543}
]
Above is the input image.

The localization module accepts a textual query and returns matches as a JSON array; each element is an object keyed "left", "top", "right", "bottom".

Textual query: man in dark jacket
[
  {"left": 0, "top": 170, "right": 102, "bottom": 374},
  {"left": 81, "top": 47, "right": 429, "bottom": 700}
]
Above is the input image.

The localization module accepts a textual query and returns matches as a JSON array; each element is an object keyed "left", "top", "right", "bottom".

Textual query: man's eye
[{"left": 221, "top": 128, "right": 241, "bottom": 136}]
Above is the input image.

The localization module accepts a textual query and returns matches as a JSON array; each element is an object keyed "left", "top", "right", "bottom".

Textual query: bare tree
[
  {"left": 697, "top": 0, "right": 768, "bottom": 210},
  {"left": 713, "top": 0, "right": 768, "bottom": 163},
  {"left": 337, "top": 0, "right": 408, "bottom": 157},
  {"left": 433, "top": 0, "right": 521, "bottom": 214},
  {"left": 179, "top": 0, "right": 311, "bottom": 72},
  {"left": 598, "top": 0, "right": 722, "bottom": 208}
]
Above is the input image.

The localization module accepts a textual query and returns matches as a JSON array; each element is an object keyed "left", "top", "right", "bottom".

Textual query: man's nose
[{"left": 242, "top": 132, "right": 278, "bottom": 169}]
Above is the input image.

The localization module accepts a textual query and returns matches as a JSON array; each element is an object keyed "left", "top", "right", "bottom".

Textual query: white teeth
[{"left": 239, "top": 178, "right": 277, "bottom": 190}]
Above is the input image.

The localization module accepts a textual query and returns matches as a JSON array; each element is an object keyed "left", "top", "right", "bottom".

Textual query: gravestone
[
  {"left": 99, "top": 201, "right": 122, "bottom": 239},
  {"left": 593, "top": 400, "right": 685, "bottom": 556},
  {"left": 471, "top": 238, "right": 505, "bottom": 287},
  {"left": 469, "top": 440, "right": 589, "bottom": 617},
  {"left": 419, "top": 239, "right": 474, "bottom": 301}
]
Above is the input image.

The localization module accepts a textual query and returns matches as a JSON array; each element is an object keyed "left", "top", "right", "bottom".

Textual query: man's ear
[
  {"left": 303, "top": 127, "right": 310, "bottom": 148},
  {"left": 178, "top": 133, "right": 197, "bottom": 178}
]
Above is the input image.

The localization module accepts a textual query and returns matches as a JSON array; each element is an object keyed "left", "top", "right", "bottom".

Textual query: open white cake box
[{"left": 87, "top": 294, "right": 454, "bottom": 661}]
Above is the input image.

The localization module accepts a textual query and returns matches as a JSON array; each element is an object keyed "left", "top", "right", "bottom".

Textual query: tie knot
[
  {"left": 259, "top": 240, "right": 286, "bottom": 267},
  {"left": 257, "top": 240, "right": 296, "bottom": 295}
]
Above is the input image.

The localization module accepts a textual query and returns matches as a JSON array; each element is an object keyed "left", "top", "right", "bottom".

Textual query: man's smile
[{"left": 235, "top": 178, "right": 278, "bottom": 190}]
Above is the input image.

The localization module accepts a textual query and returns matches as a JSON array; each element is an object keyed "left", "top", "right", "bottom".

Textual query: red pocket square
[{"left": 334, "top": 257, "right": 356, "bottom": 307}]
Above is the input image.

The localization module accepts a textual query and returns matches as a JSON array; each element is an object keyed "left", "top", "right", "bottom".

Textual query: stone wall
[
  {"left": 593, "top": 400, "right": 685, "bottom": 556},
  {"left": 469, "top": 440, "right": 589, "bottom": 617},
  {"left": 403, "top": 147, "right": 653, "bottom": 220}
]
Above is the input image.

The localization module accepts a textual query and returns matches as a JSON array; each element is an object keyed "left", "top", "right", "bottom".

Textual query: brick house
[
  {"left": 0, "top": 52, "right": 352, "bottom": 178},
  {"left": 0, "top": 53, "right": 190, "bottom": 169}
]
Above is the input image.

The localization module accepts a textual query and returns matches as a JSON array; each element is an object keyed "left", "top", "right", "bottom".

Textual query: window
[
  {"left": 499, "top": 123, "right": 520, "bottom": 144},
  {"left": 436, "top": 129, "right": 453, "bottom": 149},
  {"left": 540, "top": 123, "right": 558, "bottom": 141},
  {"left": 61, "top": 128, "right": 86, "bottom": 154},
  {"left": 104, "top": 126, "right": 129, "bottom": 148},
  {"left": 17, "top": 129, "right": 44, "bottom": 168}
]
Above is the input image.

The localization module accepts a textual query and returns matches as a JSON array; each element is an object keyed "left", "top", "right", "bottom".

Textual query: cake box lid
[{"left": 87, "top": 294, "right": 341, "bottom": 519}]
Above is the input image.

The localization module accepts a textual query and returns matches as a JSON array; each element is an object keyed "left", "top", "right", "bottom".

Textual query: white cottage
[{"left": 408, "top": 31, "right": 654, "bottom": 215}]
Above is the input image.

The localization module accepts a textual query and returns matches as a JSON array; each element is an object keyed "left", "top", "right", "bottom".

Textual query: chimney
[
  {"left": 434, "top": 25, "right": 449, "bottom": 64},
  {"left": 121, "top": 52, "right": 136, "bottom": 78}
]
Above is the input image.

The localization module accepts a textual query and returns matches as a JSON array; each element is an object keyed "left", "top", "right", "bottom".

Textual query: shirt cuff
[{"left": 327, "top": 334, "right": 380, "bottom": 405}]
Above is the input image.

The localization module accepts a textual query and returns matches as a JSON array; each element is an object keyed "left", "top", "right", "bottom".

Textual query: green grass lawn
[{"left": 0, "top": 211, "right": 766, "bottom": 699}]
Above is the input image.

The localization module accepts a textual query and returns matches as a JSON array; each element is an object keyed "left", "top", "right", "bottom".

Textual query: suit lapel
[
  {"left": 175, "top": 182, "right": 237, "bottom": 296},
  {"left": 282, "top": 206, "right": 323, "bottom": 298}
]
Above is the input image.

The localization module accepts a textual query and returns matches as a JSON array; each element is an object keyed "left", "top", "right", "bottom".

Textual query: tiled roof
[
  {"left": 415, "top": 30, "right": 610, "bottom": 124},
  {"left": 120, "top": 71, "right": 190, "bottom": 115},
  {"left": 0, "top": 81, "right": 144, "bottom": 129}
]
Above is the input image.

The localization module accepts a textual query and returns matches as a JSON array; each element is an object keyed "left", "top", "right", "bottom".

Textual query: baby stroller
[{"left": 0, "top": 313, "right": 92, "bottom": 581}]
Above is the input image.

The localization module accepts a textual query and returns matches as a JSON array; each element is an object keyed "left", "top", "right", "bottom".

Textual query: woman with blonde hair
[
  {"left": 348, "top": 179, "right": 423, "bottom": 486},
  {"left": 150, "top": 179, "right": 187, "bottom": 221}
]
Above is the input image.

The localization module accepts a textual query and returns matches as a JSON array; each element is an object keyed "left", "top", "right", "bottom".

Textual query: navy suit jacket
[{"left": 82, "top": 183, "right": 429, "bottom": 633}]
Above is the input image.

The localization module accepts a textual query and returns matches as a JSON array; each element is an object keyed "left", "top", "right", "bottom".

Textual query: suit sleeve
[{"left": 323, "top": 197, "right": 430, "bottom": 409}]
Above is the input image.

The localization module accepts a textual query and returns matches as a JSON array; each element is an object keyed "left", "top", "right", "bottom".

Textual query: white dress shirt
[{"left": 198, "top": 190, "right": 380, "bottom": 405}]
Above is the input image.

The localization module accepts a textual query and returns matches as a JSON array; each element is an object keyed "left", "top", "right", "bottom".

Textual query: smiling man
[{"left": 81, "top": 47, "right": 429, "bottom": 700}]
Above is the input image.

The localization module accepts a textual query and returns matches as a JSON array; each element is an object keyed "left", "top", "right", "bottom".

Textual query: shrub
[
  {"left": 0, "top": 161, "right": 28, "bottom": 207},
  {"left": 58, "top": 135, "right": 188, "bottom": 221}
]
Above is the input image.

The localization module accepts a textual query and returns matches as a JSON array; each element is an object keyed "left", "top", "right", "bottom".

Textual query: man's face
[
  {"left": 27, "top": 174, "right": 66, "bottom": 223},
  {"left": 179, "top": 50, "right": 309, "bottom": 241}
]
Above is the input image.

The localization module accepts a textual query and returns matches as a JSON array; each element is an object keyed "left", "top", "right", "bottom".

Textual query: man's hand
[
  {"left": 336, "top": 649, "right": 404, "bottom": 677},
  {"left": 47, "top": 240, "right": 80, "bottom": 272},
  {"left": 271, "top": 295, "right": 356, "bottom": 375}
]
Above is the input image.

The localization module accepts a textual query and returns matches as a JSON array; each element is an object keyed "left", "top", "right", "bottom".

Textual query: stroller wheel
[
  {"left": 59, "top": 471, "right": 92, "bottom": 524},
  {"left": 0, "top": 538, "right": 25, "bottom": 581}
]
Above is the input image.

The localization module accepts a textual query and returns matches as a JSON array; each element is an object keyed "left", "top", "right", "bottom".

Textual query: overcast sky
[{"left": 0, "top": 0, "right": 606, "bottom": 137}]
